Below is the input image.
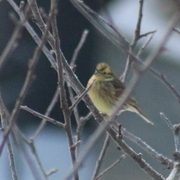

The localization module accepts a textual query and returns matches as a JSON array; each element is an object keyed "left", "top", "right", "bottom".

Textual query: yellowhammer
[{"left": 87, "top": 62, "right": 153, "bottom": 125}]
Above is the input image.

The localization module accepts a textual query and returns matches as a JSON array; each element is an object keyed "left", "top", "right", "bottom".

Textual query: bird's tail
[
  {"left": 127, "top": 98, "right": 154, "bottom": 125},
  {"left": 136, "top": 110, "right": 154, "bottom": 125}
]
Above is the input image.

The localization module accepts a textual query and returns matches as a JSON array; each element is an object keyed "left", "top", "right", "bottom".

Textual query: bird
[{"left": 87, "top": 62, "right": 153, "bottom": 125}]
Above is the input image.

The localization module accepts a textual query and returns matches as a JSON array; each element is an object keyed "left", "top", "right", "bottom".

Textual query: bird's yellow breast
[{"left": 87, "top": 81, "right": 115, "bottom": 115}]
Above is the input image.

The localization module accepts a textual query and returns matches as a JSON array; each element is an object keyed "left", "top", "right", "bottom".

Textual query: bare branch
[
  {"left": 70, "top": 0, "right": 130, "bottom": 51},
  {"left": 6, "top": 0, "right": 57, "bottom": 69},
  {"left": 91, "top": 134, "right": 110, "bottom": 180},
  {"left": 0, "top": 95, "right": 19, "bottom": 180},
  {"left": 28, "top": 142, "right": 48, "bottom": 180},
  {"left": 137, "top": 30, "right": 156, "bottom": 57},
  {"left": 0, "top": 93, "right": 44, "bottom": 180},
  {"left": 94, "top": 154, "right": 126, "bottom": 180},
  {"left": 6, "top": 139, "right": 19, "bottom": 180},
  {"left": 173, "top": 27, "right": 180, "bottom": 35},
  {"left": 160, "top": 113, "right": 180, "bottom": 160},
  {"left": 51, "top": 0, "right": 79, "bottom": 179},
  {"left": 76, "top": 112, "right": 92, "bottom": 149},
  {"left": 122, "top": 1, "right": 156, "bottom": 82},
  {"left": 0, "top": 0, "right": 55, "bottom": 155},
  {"left": 46, "top": 168, "right": 58, "bottom": 176},
  {"left": 166, "top": 162, "right": 180, "bottom": 180},
  {"left": 21, "top": 106, "right": 64, "bottom": 128},
  {"left": 63, "top": 118, "right": 165, "bottom": 180},
  {"left": 70, "top": 79, "right": 95, "bottom": 111},
  {"left": 70, "top": 29, "right": 89, "bottom": 66},
  {"left": 30, "top": 86, "right": 59, "bottom": 140},
  {"left": 122, "top": 127, "right": 173, "bottom": 169},
  {"left": 133, "top": 0, "right": 144, "bottom": 44},
  {"left": 0, "top": 0, "right": 35, "bottom": 72}
]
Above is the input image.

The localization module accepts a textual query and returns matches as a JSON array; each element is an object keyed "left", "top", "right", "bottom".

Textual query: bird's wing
[{"left": 113, "top": 78, "right": 125, "bottom": 98}]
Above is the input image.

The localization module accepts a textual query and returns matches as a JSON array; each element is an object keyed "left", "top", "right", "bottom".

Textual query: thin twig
[
  {"left": 140, "top": 30, "right": 157, "bottom": 38},
  {"left": 70, "top": 0, "right": 130, "bottom": 51},
  {"left": 0, "top": 0, "right": 56, "bottom": 156},
  {"left": 0, "top": 96, "right": 19, "bottom": 180},
  {"left": 122, "top": 0, "right": 156, "bottom": 82},
  {"left": 6, "top": 139, "right": 19, "bottom": 180},
  {"left": 68, "top": 86, "right": 80, "bottom": 123},
  {"left": 51, "top": 0, "right": 79, "bottom": 179},
  {"left": 27, "top": 0, "right": 54, "bottom": 44},
  {"left": 121, "top": 0, "right": 144, "bottom": 82},
  {"left": 76, "top": 112, "right": 92, "bottom": 152},
  {"left": 6, "top": 0, "right": 57, "bottom": 69},
  {"left": 21, "top": 106, "right": 64, "bottom": 128},
  {"left": 91, "top": 134, "right": 110, "bottom": 180},
  {"left": 46, "top": 168, "right": 58, "bottom": 176},
  {"left": 160, "top": 75, "right": 180, "bottom": 102},
  {"left": 22, "top": 4, "right": 62, "bottom": 175},
  {"left": 121, "top": 127, "right": 173, "bottom": 169},
  {"left": 69, "top": 79, "right": 95, "bottom": 111},
  {"left": 137, "top": 30, "right": 156, "bottom": 57},
  {"left": 63, "top": 118, "right": 165, "bottom": 180},
  {"left": 70, "top": 29, "right": 89, "bottom": 66},
  {"left": 173, "top": 27, "right": 180, "bottom": 35},
  {"left": 94, "top": 154, "right": 126, "bottom": 180},
  {"left": 0, "top": 0, "right": 35, "bottom": 72},
  {"left": 68, "top": 28, "right": 90, "bottom": 149},
  {"left": 28, "top": 142, "right": 48, "bottom": 180},
  {"left": 30, "top": 86, "right": 59, "bottom": 140},
  {"left": 133, "top": 0, "right": 144, "bottom": 45},
  {"left": 160, "top": 113, "right": 180, "bottom": 160},
  {"left": 68, "top": 29, "right": 89, "bottom": 128},
  {"left": 0, "top": 93, "right": 44, "bottom": 180}
]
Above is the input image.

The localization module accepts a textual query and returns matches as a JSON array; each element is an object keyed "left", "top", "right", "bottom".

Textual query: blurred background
[{"left": 0, "top": 0, "right": 180, "bottom": 179}]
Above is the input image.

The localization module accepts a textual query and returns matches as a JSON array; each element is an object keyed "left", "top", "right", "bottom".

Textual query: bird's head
[{"left": 94, "top": 63, "right": 115, "bottom": 81}]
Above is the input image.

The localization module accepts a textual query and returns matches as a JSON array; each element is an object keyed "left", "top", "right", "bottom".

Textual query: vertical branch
[
  {"left": 160, "top": 113, "right": 180, "bottom": 159},
  {"left": 68, "top": 29, "right": 89, "bottom": 131},
  {"left": 91, "top": 134, "right": 110, "bottom": 180},
  {"left": 0, "top": 95, "right": 19, "bottom": 180},
  {"left": 6, "top": 140, "right": 19, "bottom": 180},
  {"left": 121, "top": 0, "right": 144, "bottom": 82},
  {"left": 133, "top": 0, "right": 144, "bottom": 45},
  {"left": 70, "top": 29, "right": 89, "bottom": 67},
  {"left": 50, "top": 0, "right": 79, "bottom": 179},
  {"left": 173, "top": 124, "right": 180, "bottom": 154}
]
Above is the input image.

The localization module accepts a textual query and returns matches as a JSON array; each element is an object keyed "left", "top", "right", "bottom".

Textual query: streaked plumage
[{"left": 87, "top": 63, "right": 153, "bottom": 125}]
